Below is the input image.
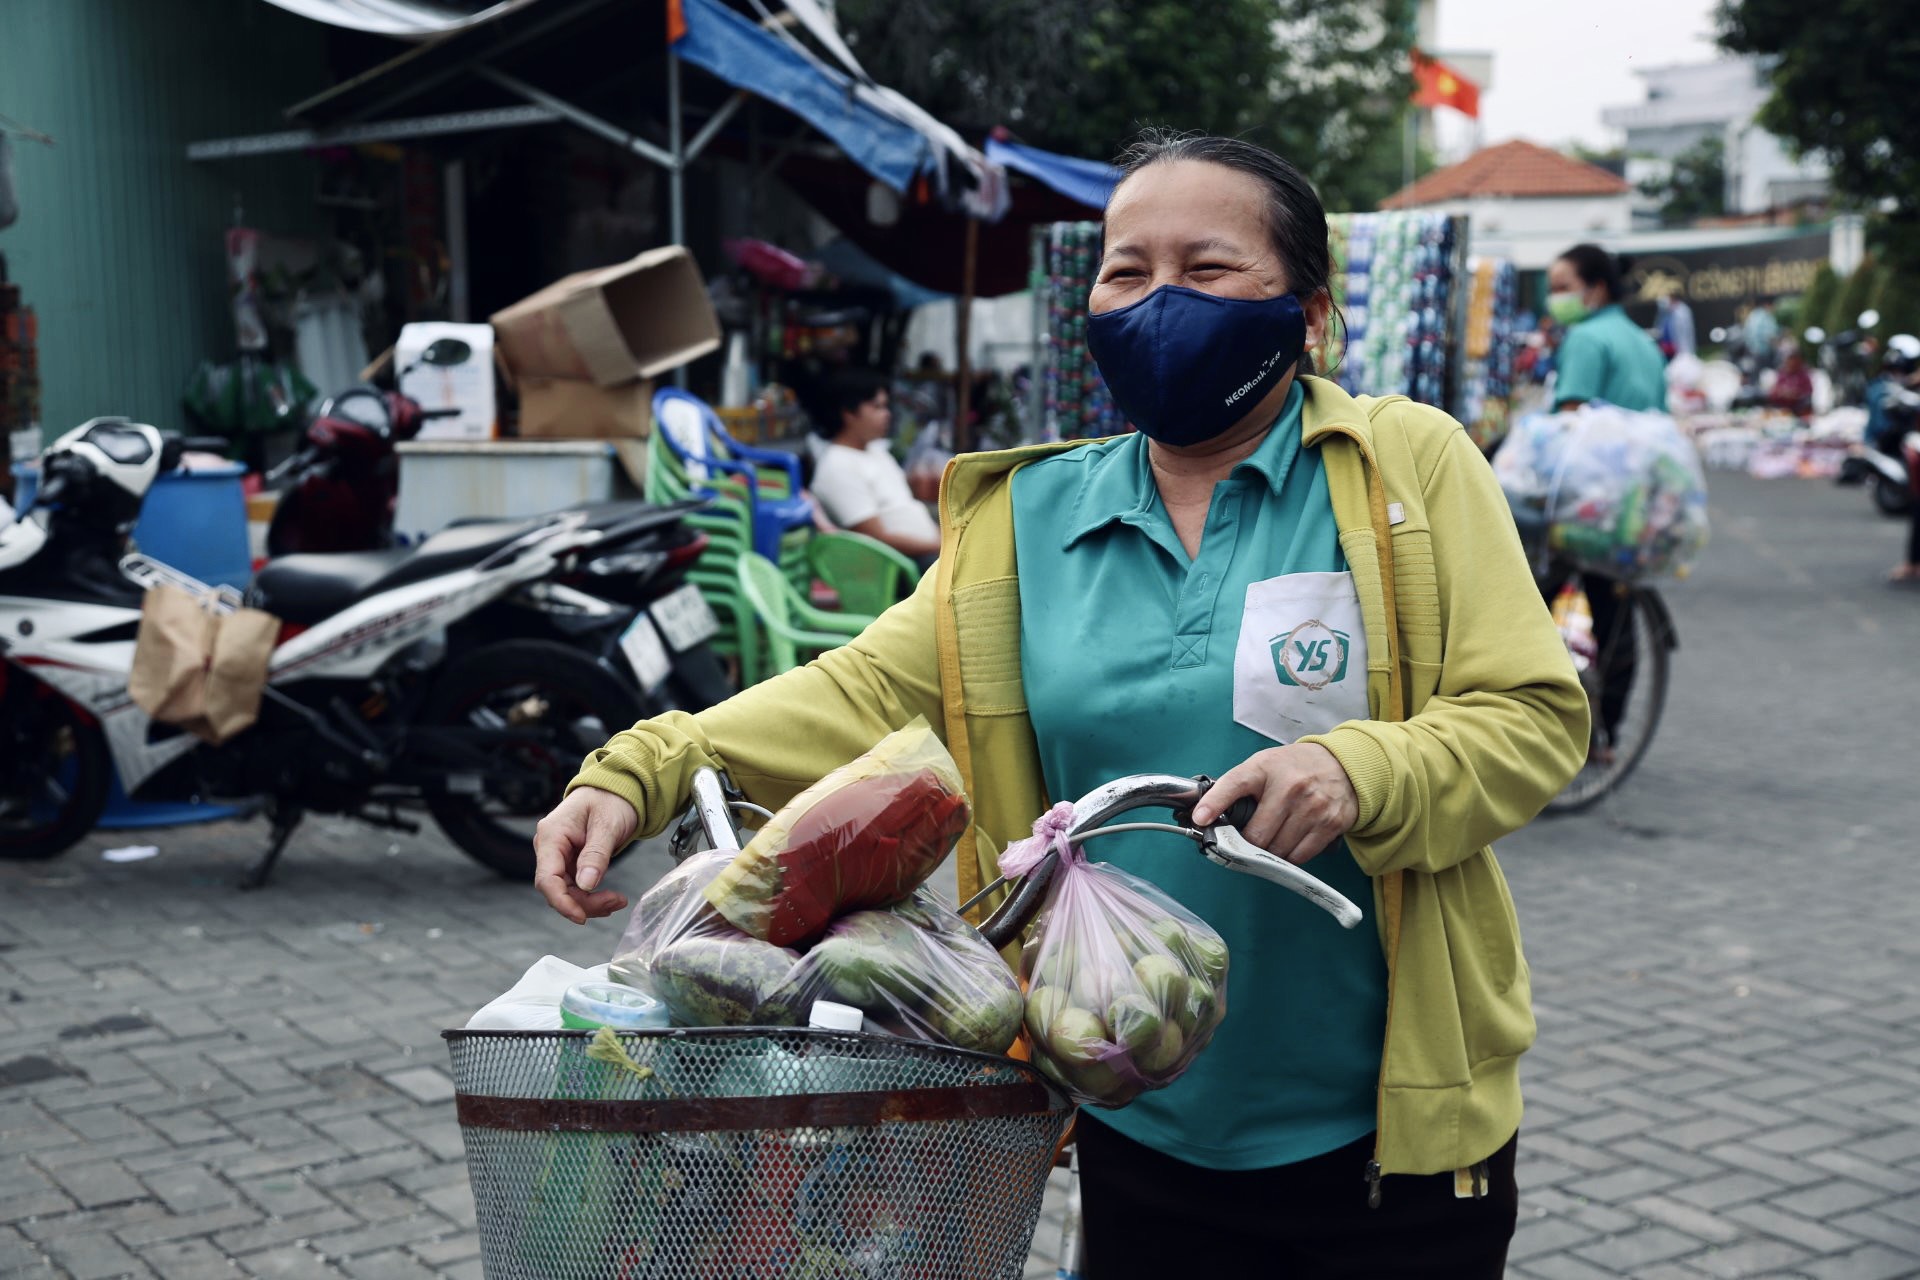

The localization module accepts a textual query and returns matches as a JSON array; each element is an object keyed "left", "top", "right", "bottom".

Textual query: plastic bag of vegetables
[
  {"left": 761, "top": 890, "right": 1023, "bottom": 1054},
  {"left": 611, "top": 854, "right": 1023, "bottom": 1056},
  {"left": 702, "top": 719, "right": 971, "bottom": 947},
  {"left": 610, "top": 850, "right": 803, "bottom": 1028},
  {"left": 1006, "top": 804, "right": 1230, "bottom": 1108}
]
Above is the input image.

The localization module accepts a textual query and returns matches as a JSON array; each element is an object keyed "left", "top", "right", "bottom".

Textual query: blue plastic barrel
[{"left": 135, "top": 463, "right": 254, "bottom": 590}]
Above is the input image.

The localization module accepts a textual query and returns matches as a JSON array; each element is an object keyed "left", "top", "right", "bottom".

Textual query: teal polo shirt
[
  {"left": 1009, "top": 383, "right": 1388, "bottom": 1171},
  {"left": 1554, "top": 303, "right": 1670, "bottom": 412}
]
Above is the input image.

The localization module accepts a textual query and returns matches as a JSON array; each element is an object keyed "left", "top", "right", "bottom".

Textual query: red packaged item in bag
[{"left": 703, "top": 720, "right": 971, "bottom": 947}]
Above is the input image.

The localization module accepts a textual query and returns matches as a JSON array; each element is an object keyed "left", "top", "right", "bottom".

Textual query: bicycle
[
  {"left": 1515, "top": 508, "right": 1681, "bottom": 813},
  {"left": 444, "top": 769, "right": 1361, "bottom": 1280}
]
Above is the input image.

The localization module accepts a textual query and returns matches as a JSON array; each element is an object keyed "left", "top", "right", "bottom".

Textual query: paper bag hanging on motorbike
[
  {"left": 128, "top": 585, "right": 280, "bottom": 744},
  {"left": 198, "top": 606, "right": 279, "bottom": 742},
  {"left": 128, "top": 584, "right": 217, "bottom": 728}
]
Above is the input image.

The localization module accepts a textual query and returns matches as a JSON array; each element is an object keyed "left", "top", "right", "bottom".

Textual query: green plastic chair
[
  {"left": 807, "top": 531, "right": 923, "bottom": 617},
  {"left": 737, "top": 552, "right": 873, "bottom": 678}
]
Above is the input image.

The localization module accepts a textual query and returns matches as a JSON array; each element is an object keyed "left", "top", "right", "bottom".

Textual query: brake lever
[{"left": 1198, "top": 823, "right": 1365, "bottom": 929}]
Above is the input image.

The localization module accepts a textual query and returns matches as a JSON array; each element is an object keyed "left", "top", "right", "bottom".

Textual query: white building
[
  {"left": 1600, "top": 58, "right": 1829, "bottom": 219},
  {"left": 1380, "top": 139, "right": 1633, "bottom": 272}
]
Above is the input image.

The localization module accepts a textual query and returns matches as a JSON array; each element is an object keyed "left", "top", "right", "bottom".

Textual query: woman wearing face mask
[
  {"left": 1546, "top": 244, "right": 1668, "bottom": 413},
  {"left": 534, "top": 132, "right": 1588, "bottom": 1278},
  {"left": 1542, "top": 244, "right": 1667, "bottom": 764}
]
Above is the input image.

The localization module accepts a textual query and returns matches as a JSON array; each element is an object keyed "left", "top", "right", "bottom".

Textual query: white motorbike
[{"left": 0, "top": 417, "right": 709, "bottom": 885}]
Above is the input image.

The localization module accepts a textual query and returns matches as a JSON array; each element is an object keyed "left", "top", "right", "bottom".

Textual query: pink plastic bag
[{"left": 1006, "top": 804, "right": 1231, "bottom": 1108}]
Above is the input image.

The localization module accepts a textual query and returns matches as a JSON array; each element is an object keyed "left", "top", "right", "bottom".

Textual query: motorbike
[
  {"left": 1837, "top": 333, "right": 1920, "bottom": 517},
  {"left": 265, "top": 335, "right": 467, "bottom": 556},
  {"left": 0, "top": 417, "right": 728, "bottom": 885}
]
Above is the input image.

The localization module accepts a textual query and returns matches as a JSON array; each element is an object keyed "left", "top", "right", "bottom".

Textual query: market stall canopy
[
  {"left": 984, "top": 134, "right": 1118, "bottom": 212},
  {"left": 228, "top": 0, "right": 1001, "bottom": 214},
  {"left": 260, "top": 0, "right": 545, "bottom": 39}
]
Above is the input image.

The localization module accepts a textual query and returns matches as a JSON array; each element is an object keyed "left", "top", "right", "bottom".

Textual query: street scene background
[
  {"left": 4, "top": 471, "right": 1916, "bottom": 1279},
  {"left": 4, "top": 0, "right": 1919, "bottom": 1276}
]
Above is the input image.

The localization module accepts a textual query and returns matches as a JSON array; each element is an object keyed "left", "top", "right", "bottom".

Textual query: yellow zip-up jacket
[{"left": 571, "top": 375, "right": 1589, "bottom": 1180}]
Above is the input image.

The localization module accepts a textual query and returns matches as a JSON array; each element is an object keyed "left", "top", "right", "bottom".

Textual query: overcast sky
[{"left": 1431, "top": 0, "right": 1726, "bottom": 155}]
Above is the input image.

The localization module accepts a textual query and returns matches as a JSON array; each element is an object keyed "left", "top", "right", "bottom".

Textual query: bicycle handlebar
[{"left": 674, "top": 769, "right": 1365, "bottom": 952}]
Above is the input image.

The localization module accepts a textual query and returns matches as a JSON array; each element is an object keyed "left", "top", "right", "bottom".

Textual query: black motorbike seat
[
  {"left": 247, "top": 518, "right": 546, "bottom": 625},
  {"left": 250, "top": 551, "right": 411, "bottom": 625},
  {"left": 372, "top": 517, "right": 545, "bottom": 592}
]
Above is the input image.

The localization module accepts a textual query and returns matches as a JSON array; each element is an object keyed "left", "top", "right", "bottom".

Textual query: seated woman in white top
[{"left": 807, "top": 369, "right": 941, "bottom": 564}]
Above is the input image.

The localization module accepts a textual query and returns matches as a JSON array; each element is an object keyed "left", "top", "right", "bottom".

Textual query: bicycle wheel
[{"left": 1546, "top": 585, "right": 1672, "bottom": 814}]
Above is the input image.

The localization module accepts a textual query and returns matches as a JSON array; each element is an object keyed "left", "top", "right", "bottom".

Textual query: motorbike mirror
[
  {"left": 420, "top": 337, "right": 472, "bottom": 367},
  {"left": 1804, "top": 326, "right": 1826, "bottom": 345},
  {"left": 1860, "top": 310, "right": 1881, "bottom": 330},
  {"left": 1709, "top": 326, "right": 1727, "bottom": 344}
]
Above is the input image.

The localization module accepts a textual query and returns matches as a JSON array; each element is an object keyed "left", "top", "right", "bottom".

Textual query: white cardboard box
[{"left": 396, "top": 322, "right": 497, "bottom": 442}]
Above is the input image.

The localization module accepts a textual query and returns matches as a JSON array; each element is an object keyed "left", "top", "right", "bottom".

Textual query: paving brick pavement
[{"left": 2, "top": 470, "right": 1917, "bottom": 1278}]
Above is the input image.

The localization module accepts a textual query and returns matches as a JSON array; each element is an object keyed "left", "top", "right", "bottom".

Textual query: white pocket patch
[{"left": 1232, "top": 571, "right": 1371, "bottom": 745}]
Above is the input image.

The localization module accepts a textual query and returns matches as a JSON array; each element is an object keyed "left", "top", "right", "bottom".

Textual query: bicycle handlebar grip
[{"left": 1218, "top": 795, "right": 1259, "bottom": 831}]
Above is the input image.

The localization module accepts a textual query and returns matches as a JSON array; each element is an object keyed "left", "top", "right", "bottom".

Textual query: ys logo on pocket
[{"left": 1271, "top": 619, "right": 1350, "bottom": 691}]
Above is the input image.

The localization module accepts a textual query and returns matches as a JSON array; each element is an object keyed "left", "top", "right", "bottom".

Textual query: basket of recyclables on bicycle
[
  {"left": 1494, "top": 402, "right": 1710, "bottom": 581},
  {"left": 445, "top": 721, "right": 1363, "bottom": 1279}
]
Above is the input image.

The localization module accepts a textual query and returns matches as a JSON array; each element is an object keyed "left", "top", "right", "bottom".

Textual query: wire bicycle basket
[{"left": 444, "top": 1025, "right": 1071, "bottom": 1279}]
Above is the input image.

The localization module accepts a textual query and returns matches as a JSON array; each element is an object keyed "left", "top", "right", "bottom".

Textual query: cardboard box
[
  {"left": 490, "top": 246, "right": 722, "bottom": 387},
  {"left": 396, "top": 322, "right": 498, "bottom": 441},
  {"left": 516, "top": 375, "right": 653, "bottom": 440}
]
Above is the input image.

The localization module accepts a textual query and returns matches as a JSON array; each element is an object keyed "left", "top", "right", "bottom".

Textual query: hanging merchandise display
[
  {"left": 1035, "top": 212, "right": 1471, "bottom": 441},
  {"left": 1041, "top": 222, "right": 1123, "bottom": 441},
  {"left": 1458, "top": 259, "right": 1521, "bottom": 450},
  {"left": 1325, "top": 211, "right": 1464, "bottom": 411}
]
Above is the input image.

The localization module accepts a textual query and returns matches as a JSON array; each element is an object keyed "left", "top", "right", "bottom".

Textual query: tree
[
  {"left": 1799, "top": 263, "right": 1838, "bottom": 336},
  {"left": 1719, "top": 0, "right": 1920, "bottom": 269},
  {"left": 836, "top": 0, "right": 1417, "bottom": 212},
  {"left": 1828, "top": 258, "right": 1879, "bottom": 338},
  {"left": 1637, "top": 136, "right": 1726, "bottom": 227}
]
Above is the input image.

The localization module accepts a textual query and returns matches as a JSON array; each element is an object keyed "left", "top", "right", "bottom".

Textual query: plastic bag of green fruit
[{"left": 1002, "top": 804, "right": 1230, "bottom": 1108}]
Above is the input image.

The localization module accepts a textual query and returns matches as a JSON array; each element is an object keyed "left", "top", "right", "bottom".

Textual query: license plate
[
  {"left": 650, "top": 584, "right": 719, "bottom": 652},
  {"left": 619, "top": 614, "right": 673, "bottom": 693}
]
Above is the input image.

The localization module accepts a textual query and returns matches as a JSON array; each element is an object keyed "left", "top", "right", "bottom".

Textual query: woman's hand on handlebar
[
  {"left": 1191, "top": 744, "right": 1358, "bottom": 866},
  {"left": 533, "top": 787, "right": 640, "bottom": 923}
]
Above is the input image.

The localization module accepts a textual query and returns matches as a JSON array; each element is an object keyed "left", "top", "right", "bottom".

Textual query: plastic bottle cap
[{"left": 808, "top": 1000, "right": 865, "bottom": 1032}]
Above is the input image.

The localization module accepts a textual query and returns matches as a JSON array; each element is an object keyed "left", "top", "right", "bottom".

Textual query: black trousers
[{"left": 1076, "top": 1117, "right": 1518, "bottom": 1280}]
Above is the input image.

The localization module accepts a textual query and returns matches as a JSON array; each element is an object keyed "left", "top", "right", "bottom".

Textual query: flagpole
[{"left": 1403, "top": 108, "right": 1415, "bottom": 191}]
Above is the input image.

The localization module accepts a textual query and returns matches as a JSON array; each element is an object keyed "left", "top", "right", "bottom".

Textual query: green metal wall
[{"left": 0, "top": 0, "right": 331, "bottom": 438}]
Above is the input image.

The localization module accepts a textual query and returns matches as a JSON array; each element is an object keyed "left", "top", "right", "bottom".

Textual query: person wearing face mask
[
  {"left": 1545, "top": 244, "right": 1668, "bottom": 413},
  {"left": 1542, "top": 244, "right": 1666, "bottom": 765},
  {"left": 533, "top": 131, "right": 1587, "bottom": 1278}
]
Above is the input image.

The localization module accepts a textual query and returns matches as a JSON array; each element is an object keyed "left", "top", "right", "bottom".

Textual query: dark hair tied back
[
  {"left": 1110, "top": 129, "right": 1344, "bottom": 375},
  {"left": 1558, "top": 243, "right": 1626, "bottom": 303}
]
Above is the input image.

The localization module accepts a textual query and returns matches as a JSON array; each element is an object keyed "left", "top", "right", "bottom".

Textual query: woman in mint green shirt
[
  {"left": 1546, "top": 243, "right": 1668, "bottom": 413},
  {"left": 1544, "top": 243, "right": 1666, "bottom": 756},
  {"left": 1019, "top": 132, "right": 1516, "bottom": 1279}
]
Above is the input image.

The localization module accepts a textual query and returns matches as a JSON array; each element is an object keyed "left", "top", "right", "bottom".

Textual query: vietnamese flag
[{"left": 1410, "top": 49, "right": 1480, "bottom": 119}]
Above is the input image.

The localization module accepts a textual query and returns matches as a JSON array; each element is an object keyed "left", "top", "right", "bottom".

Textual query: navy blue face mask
[{"left": 1085, "top": 285, "right": 1308, "bottom": 447}]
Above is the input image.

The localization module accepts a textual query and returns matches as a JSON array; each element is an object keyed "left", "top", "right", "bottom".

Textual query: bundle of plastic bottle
[{"left": 1493, "top": 404, "right": 1712, "bottom": 580}]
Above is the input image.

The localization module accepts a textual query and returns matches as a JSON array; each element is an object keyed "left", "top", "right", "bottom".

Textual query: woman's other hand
[
  {"left": 1192, "top": 744, "right": 1359, "bottom": 866},
  {"left": 533, "top": 786, "right": 640, "bottom": 923}
]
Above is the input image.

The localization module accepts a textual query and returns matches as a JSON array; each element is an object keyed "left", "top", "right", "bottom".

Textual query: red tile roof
[{"left": 1379, "top": 139, "right": 1631, "bottom": 209}]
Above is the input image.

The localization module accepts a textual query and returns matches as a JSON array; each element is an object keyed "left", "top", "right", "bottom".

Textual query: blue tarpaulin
[
  {"left": 675, "top": 0, "right": 932, "bottom": 194},
  {"left": 985, "top": 136, "right": 1117, "bottom": 211}
]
